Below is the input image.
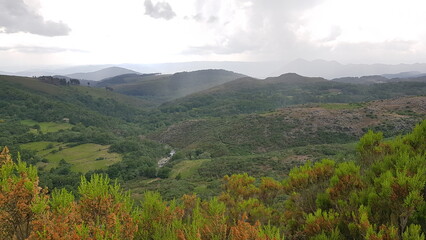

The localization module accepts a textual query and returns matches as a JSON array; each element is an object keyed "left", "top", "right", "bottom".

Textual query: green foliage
[
  {"left": 1, "top": 119, "right": 426, "bottom": 239},
  {"left": 39, "top": 159, "right": 81, "bottom": 192},
  {"left": 103, "top": 138, "right": 168, "bottom": 180},
  {"left": 50, "top": 188, "right": 75, "bottom": 212},
  {"left": 403, "top": 224, "right": 425, "bottom": 240},
  {"left": 357, "top": 130, "right": 384, "bottom": 165}
]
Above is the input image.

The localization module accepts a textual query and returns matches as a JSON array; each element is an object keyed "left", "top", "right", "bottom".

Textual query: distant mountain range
[
  {"left": 276, "top": 59, "right": 426, "bottom": 79},
  {"left": 332, "top": 74, "right": 426, "bottom": 84},
  {"left": 3, "top": 59, "right": 426, "bottom": 81},
  {"left": 381, "top": 71, "right": 426, "bottom": 79},
  {"left": 65, "top": 67, "right": 140, "bottom": 81}
]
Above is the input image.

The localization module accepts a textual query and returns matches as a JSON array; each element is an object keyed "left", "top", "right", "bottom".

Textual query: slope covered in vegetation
[
  {"left": 153, "top": 96, "right": 425, "bottom": 157},
  {"left": 1, "top": 120, "right": 425, "bottom": 239},
  {"left": 1, "top": 73, "right": 425, "bottom": 201},
  {"left": 159, "top": 74, "right": 426, "bottom": 117},
  {"left": 0, "top": 75, "right": 170, "bottom": 192},
  {"left": 96, "top": 69, "right": 246, "bottom": 104}
]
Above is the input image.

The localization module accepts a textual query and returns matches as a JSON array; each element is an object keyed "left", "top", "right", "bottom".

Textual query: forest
[{"left": 1, "top": 120, "right": 425, "bottom": 239}]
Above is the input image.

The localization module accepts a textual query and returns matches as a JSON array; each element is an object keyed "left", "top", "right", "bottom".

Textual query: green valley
[{"left": 0, "top": 72, "right": 425, "bottom": 200}]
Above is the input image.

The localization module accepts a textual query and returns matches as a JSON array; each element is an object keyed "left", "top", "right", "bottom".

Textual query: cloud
[
  {"left": 182, "top": 0, "right": 327, "bottom": 60},
  {"left": 207, "top": 16, "right": 219, "bottom": 23},
  {"left": 328, "top": 40, "right": 418, "bottom": 63},
  {"left": 144, "top": 0, "right": 176, "bottom": 20},
  {"left": 320, "top": 26, "right": 342, "bottom": 42},
  {"left": 185, "top": 13, "right": 218, "bottom": 23},
  {"left": 0, "top": 46, "right": 85, "bottom": 54},
  {"left": 184, "top": 28, "right": 263, "bottom": 55},
  {"left": 0, "top": 0, "right": 70, "bottom": 36}
]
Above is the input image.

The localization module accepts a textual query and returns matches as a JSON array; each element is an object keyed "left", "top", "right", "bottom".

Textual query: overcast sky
[{"left": 1, "top": 0, "right": 426, "bottom": 71}]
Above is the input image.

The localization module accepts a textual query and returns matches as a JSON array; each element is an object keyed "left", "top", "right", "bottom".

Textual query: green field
[
  {"left": 20, "top": 141, "right": 121, "bottom": 173},
  {"left": 21, "top": 120, "right": 73, "bottom": 133},
  {"left": 169, "top": 159, "right": 210, "bottom": 179}
]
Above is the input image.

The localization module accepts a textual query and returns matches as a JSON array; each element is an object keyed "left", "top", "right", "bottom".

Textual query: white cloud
[
  {"left": 2, "top": 0, "right": 426, "bottom": 71},
  {"left": 144, "top": 0, "right": 176, "bottom": 20},
  {"left": 0, "top": 0, "right": 70, "bottom": 36},
  {"left": 180, "top": 0, "right": 326, "bottom": 61},
  {"left": 0, "top": 45, "right": 85, "bottom": 53}
]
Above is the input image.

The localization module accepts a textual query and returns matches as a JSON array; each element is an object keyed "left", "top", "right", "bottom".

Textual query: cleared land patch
[
  {"left": 21, "top": 141, "right": 121, "bottom": 173},
  {"left": 21, "top": 120, "right": 73, "bottom": 133},
  {"left": 169, "top": 159, "right": 210, "bottom": 179}
]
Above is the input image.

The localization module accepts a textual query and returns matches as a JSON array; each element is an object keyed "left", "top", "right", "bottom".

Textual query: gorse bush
[{"left": 1, "top": 120, "right": 425, "bottom": 239}]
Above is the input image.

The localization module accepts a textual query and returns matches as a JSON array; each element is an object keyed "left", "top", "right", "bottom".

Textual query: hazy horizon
[{"left": 1, "top": 0, "right": 426, "bottom": 74}]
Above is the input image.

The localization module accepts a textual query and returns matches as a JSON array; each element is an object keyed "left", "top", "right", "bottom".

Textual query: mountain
[
  {"left": 276, "top": 59, "right": 426, "bottom": 79},
  {"left": 9, "top": 60, "right": 426, "bottom": 79},
  {"left": 381, "top": 71, "right": 426, "bottom": 79},
  {"left": 97, "top": 69, "right": 246, "bottom": 103},
  {"left": 6, "top": 61, "right": 278, "bottom": 79},
  {"left": 96, "top": 73, "right": 160, "bottom": 87},
  {"left": 119, "top": 61, "right": 279, "bottom": 79},
  {"left": 66, "top": 67, "right": 140, "bottom": 81},
  {"left": 159, "top": 73, "right": 426, "bottom": 118},
  {"left": 332, "top": 74, "right": 426, "bottom": 84},
  {"left": 332, "top": 75, "right": 389, "bottom": 84}
]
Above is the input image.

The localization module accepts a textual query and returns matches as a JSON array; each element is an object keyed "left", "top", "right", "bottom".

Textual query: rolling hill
[
  {"left": 1, "top": 71, "right": 426, "bottom": 200},
  {"left": 0, "top": 74, "right": 171, "bottom": 190},
  {"left": 95, "top": 73, "right": 160, "bottom": 87},
  {"left": 0, "top": 75, "right": 152, "bottom": 126},
  {"left": 158, "top": 73, "right": 426, "bottom": 117},
  {"left": 332, "top": 74, "right": 426, "bottom": 84},
  {"left": 96, "top": 69, "right": 246, "bottom": 103},
  {"left": 152, "top": 96, "right": 426, "bottom": 156},
  {"left": 275, "top": 59, "right": 426, "bottom": 79},
  {"left": 66, "top": 66, "right": 140, "bottom": 81}
]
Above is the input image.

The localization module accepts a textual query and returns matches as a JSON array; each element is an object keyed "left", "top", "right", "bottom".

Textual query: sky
[{"left": 1, "top": 0, "right": 426, "bottom": 72}]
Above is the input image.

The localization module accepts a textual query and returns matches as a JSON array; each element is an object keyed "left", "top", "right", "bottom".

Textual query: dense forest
[{"left": 0, "top": 120, "right": 425, "bottom": 239}]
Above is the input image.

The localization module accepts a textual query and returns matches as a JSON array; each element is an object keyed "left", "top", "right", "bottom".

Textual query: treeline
[
  {"left": 37, "top": 76, "right": 80, "bottom": 86},
  {"left": 1, "top": 120, "right": 425, "bottom": 239}
]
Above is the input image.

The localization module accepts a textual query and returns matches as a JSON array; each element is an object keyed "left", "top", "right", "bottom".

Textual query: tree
[{"left": 0, "top": 147, "right": 47, "bottom": 240}]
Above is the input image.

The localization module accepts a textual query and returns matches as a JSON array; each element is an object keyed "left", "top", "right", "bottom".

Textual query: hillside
[
  {"left": 159, "top": 73, "right": 426, "bottom": 117},
  {"left": 126, "top": 95, "right": 426, "bottom": 200},
  {"left": 66, "top": 66, "right": 140, "bottom": 81},
  {"left": 95, "top": 73, "right": 161, "bottom": 87},
  {"left": 333, "top": 74, "right": 426, "bottom": 84},
  {"left": 0, "top": 75, "right": 152, "bottom": 126},
  {"left": 152, "top": 96, "right": 426, "bottom": 156},
  {"left": 97, "top": 69, "right": 246, "bottom": 103},
  {"left": 1, "top": 72, "right": 425, "bottom": 201},
  {"left": 0, "top": 74, "right": 169, "bottom": 190},
  {"left": 332, "top": 75, "right": 389, "bottom": 84}
]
